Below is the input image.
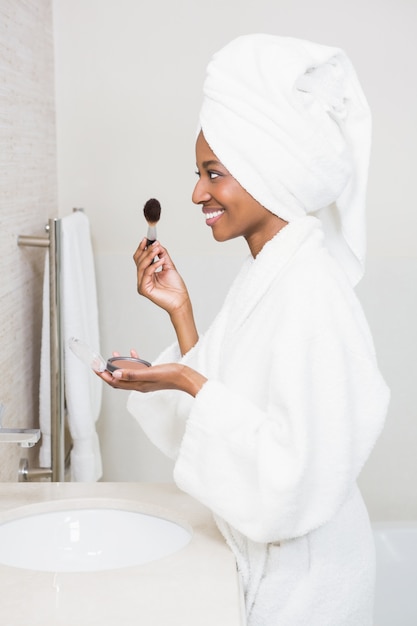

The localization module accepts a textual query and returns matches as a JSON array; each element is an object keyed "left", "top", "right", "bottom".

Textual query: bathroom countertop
[{"left": 0, "top": 482, "right": 245, "bottom": 626}]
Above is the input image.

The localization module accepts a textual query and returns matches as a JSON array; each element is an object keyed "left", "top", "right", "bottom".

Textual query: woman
[{"left": 100, "top": 35, "right": 389, "bottom": 626}]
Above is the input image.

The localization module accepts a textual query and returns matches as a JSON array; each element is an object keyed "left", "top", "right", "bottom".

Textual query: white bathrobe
[{"left": 127, "top": 217, "right": 389, "bottom": 626}]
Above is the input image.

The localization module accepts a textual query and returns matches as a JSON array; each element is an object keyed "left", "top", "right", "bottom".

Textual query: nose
[{"left": 192, "top": 177, "right": 211, "bottom": 205}]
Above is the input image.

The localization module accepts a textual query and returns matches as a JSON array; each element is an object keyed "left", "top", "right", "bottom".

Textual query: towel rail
[{"left": 17, "top": 216, "right": 68, "bottom": 481}]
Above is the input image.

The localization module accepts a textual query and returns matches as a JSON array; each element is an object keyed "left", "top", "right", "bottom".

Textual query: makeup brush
[{"left": 143, "top": 198, "right": 161, "bottom": 246}]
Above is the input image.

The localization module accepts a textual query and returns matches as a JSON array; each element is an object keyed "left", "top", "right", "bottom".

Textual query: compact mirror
[{"left": 69, "top": 337, "right": 151, "bottom": 373}]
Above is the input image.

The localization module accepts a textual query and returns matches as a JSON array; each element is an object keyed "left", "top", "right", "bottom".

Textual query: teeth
[{"left": 205, "top": 210, "right": 224, "bottom": 219}]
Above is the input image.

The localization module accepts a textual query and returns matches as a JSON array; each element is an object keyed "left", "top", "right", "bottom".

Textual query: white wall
[{"left": 53, "top": 0, "right": 417, "bottom": 519}]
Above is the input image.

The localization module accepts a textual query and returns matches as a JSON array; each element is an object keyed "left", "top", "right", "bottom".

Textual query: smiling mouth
[{"left": 204, "top": 209, "right": 225, "bottom": 220}]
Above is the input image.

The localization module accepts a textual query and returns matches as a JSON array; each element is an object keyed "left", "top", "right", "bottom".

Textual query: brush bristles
[{"left": 143, "top": 198, "right": 161, "bottom": 225}]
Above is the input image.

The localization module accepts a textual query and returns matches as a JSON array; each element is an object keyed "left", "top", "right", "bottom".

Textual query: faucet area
[{"left": 0, "top": 483, "right": 244, "bottom": 625}]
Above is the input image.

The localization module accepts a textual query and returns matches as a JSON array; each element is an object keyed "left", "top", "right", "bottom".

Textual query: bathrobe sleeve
[{"left": 127, "top": 341, "right": 195, "bottom": 459}]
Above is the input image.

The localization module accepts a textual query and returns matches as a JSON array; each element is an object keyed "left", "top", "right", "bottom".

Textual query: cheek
[{"left": 221, "top": 185, "right": 247, "bottom": 209}]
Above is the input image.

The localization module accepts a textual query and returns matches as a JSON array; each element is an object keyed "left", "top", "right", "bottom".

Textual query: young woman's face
[{"left": 192, "top": 131, "right": 286, "bottom": 257}]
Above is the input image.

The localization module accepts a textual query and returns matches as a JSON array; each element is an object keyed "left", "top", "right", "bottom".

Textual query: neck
[{"left": 247, "top": 216, "right": 288, "bottom": 258}]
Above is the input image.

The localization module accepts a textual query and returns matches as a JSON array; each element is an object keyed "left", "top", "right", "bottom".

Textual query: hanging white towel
[{"left": 39, "top": 211, "right": 102, "bottom": 481}]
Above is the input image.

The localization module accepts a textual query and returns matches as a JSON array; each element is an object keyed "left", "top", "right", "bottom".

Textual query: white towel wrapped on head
[{"left": 199, "top": 34, "right": 371, "bottom": 286}]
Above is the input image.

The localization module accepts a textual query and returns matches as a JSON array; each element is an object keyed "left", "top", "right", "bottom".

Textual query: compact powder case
[
  {"left": 106, "top": 356, "right": 151, "bottom": 372},
  {"left": 69, "top": 337, "right": 151, "bottom": 373}
]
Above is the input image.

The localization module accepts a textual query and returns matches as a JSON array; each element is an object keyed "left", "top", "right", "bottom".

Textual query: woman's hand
[
  {"left": 97, "top": 360, "right": 207, "bottom": 398},
  {"left": 133, "top": 238, "right": 190, "bottom": 316},
  {"left": 133, "top": 239, "right": 199, "bottom": 355}
]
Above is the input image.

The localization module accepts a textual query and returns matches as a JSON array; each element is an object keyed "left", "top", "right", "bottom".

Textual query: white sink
[{"left": 0, "top": 501, "right": 191, "bottom": 572}]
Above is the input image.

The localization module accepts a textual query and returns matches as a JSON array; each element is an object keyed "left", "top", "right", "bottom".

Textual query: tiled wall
[{"left": 0, "top": 0, "right": 57, "bottom": 480}]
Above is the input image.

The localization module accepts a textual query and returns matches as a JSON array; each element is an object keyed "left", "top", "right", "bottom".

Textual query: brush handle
[
  {"left": 146, "top": 225, "right": 157, "bottom": 247},
  {"left": 146, "top": 225, "right": 159, "bottom": 263}
]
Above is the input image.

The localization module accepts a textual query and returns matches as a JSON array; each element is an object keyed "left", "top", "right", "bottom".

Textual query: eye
[{"left": 194, "top": 168, "right": 221, "bottom": 180}]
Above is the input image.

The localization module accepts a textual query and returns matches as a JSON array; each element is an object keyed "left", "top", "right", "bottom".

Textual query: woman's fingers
[
  {"left": 132, "top": 237, "right": 148, "bottom": 264},
  {"left": 105, "top": 365, "right": 156, "bottom": 392},
  {"left": 135, "top": 243, "right": 166, "bottom": 295},
  {"left": 134, "top": 240, "right": 163, "bottom": 269}
]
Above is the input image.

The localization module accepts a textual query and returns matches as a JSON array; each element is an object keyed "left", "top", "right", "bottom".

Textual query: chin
[{"left": 212, "top": 232, "right": 230, "bottom": 243}]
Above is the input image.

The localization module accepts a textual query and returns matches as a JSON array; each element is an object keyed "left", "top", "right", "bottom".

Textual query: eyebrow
[{"left": 201, "top": 159, "right": 223, "bottom": 169}]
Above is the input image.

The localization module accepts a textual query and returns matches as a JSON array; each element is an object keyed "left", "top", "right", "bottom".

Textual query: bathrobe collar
[{"left": 225, "top": 216, "right": 324, "bottom": 331}]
